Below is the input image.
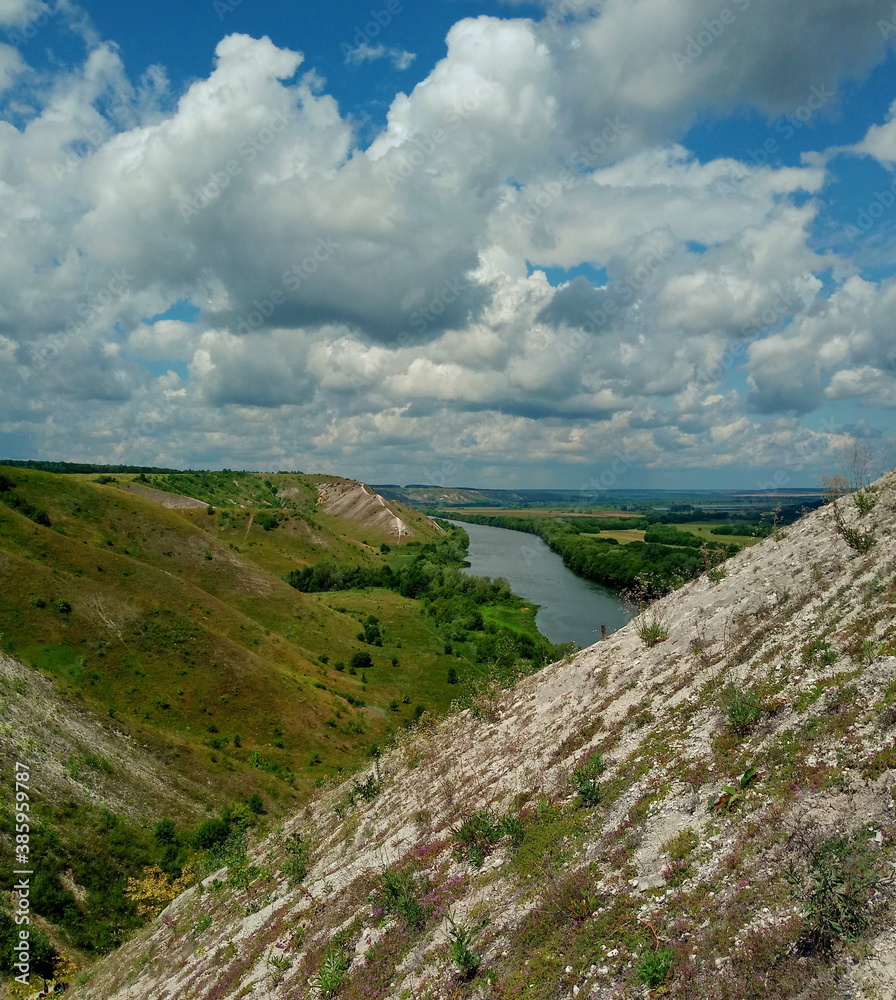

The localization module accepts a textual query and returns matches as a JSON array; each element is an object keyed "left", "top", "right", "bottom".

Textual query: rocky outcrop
[{"left": 316, "top": 480, "right": 444, "bottom": 541}]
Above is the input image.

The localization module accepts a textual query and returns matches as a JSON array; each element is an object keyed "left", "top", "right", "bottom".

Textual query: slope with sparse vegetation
[
  {"left": 0, "top": 466, "right": 575, "bottom": 987},
  {"left": 58, "top": 471, "right": 896, "bottom": 1000}
]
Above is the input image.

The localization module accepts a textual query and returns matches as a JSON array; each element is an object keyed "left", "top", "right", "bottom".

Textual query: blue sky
[{"left": 0, "top": 0, "right": 895, "bottom": 488}]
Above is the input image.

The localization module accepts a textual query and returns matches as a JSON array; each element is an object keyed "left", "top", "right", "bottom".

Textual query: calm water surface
[{"left": 447, "top": 519, "right": 632, "bottom": 649}]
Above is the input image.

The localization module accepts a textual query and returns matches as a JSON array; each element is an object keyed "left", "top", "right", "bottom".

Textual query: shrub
[
  {"left": 637, "top": 947, "right": 673, "bottom": 986},
  {"left": 571, "top": 751, "right": 605, "bottom": 807},
  {"left": 125, "top": 864, "right": 196, "bottom": 918},
  {"left": 351, "top": 650, "right": 373, "bottom": 671},
  {"left": 247, "top": 793, "right": 263, "bottom": 814},
  {"left": 447, "top": 666, "right": 459, "bottom": 684},
  {"left": 192, "top": 818, "right": 229, "bottom": 850},
  {"left": 153, "top": 818, "right": 177, "bottom": 844},
  {"left": 800, "top": 836, "right": 880, "bottom": 954},
  {"left": 448, "top": 920, "right": 481, "bottom": 980},
  {"left": 280, "top": 833, "right": 308, "bottom": 885},
  {"left": 637, "top": 615, "right": 669, "bottom": 647},
  {"left": 52, "top": 598, "right": 72, "bottom": 614}
]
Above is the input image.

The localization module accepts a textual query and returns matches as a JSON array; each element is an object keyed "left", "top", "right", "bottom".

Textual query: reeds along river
[{"left": 447, "top": 519, "right": 633, "bottom": 649}]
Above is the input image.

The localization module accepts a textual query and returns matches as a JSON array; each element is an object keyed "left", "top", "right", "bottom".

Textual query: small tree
[{"left": 351, "top": 650, "right": 373, "bottom": 671}]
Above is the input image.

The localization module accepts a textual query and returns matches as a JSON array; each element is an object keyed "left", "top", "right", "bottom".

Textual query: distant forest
[{"left": 0, "top": 459, "right": 185, "bottom": 474}]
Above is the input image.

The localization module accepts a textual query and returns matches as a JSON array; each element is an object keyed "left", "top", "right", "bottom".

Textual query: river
[{"left": 446, "top": 519, "right": 633, "bottom": 649}]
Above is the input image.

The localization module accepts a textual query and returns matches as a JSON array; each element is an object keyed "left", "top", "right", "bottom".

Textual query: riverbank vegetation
[
  {"left": 441, "top": 506, "right": 812, "bottom": 595},
  {"left": 286, "top": 524, "right": 576, "bottom": 674}
]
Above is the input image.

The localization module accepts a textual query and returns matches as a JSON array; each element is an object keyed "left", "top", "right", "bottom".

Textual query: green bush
[
  {"left": 351, "top": 650, "right": 373, "bottom": 671},
  {"left": 571, "top": 751, "right": 605, "bottom": 807},
  {"left": 637, "top": 947, "right": 673, "bottom": 986},
  {"left": 725, "top": 686, "right": 762, "bottom": 734},
  {"left": 280, "top": 833, "right": 308, "bottom": 885},
  {"left": 153, "top": 818, "right": 177, "bottom": 844},
  {"left": 448, "top": 920, "right": 481, "bottom": 980},
  {"left": 192, "top": 818, "right": 229, "bottom": 850},
  {"left": 800, "top": 836, "right": 880, "bottom": 953}
]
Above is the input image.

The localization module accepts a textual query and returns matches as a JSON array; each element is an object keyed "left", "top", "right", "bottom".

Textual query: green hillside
[{"left": 0, "top": 466, "right": 565, "bottom": 977}]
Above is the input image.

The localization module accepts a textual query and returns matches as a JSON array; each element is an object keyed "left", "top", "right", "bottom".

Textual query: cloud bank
[{"left": 0, "top": 0, "right": 895, "bottom": 486}]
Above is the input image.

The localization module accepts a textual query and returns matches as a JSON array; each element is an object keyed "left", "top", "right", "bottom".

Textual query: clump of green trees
[{"left": 285, "top": 530, "right": 570, "bottom": 668}]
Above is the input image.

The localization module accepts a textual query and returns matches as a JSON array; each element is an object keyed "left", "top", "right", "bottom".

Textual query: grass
[
  {"left": 637, "top": 616, "right": 670, "bottom": 647},
  {"left": 0, "top": 465, "right": 491, "bottom": 960},
  {"left": 0, "top": 467, "right": 466, "bottom": 786},
  {"left": 597, "top": 529, "right": 647, "bottom": 543},
  {"left": 480, "top": 603, "right": 543, "bottom": 639},
  {"left": 799, "top": 835, "right": 882, "bottom": 954}
]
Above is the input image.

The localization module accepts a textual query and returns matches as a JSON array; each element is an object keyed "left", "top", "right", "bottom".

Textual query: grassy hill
[
  {"left": 0, "top": 466, "right": 563, "bottom": 978},
  {"left": 59, "top": 472, "right": 896, "bottom": 1000}
]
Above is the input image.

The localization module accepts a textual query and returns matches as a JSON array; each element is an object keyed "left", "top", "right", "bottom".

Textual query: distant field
[
  {"left": 589, "top": 524, "right": 761, "bottom": 547},
  {"left": 449, "top": 507, "right": 640, "bottom": 518},
  {"left": 599, "top": 530, "right": 647, "bottom": 543},
  {"left": 679, "top": 522, "right": 763, "bottom": 547}
]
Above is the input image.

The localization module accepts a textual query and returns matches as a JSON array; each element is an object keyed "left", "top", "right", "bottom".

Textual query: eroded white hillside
[{"left": 70, "top": 474, "right": 896, "bottom": 1000}]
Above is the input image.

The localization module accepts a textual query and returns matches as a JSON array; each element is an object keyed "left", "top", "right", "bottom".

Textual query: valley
[{"left": 0, "top": 466, "right": 569, "bottom": 981}]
